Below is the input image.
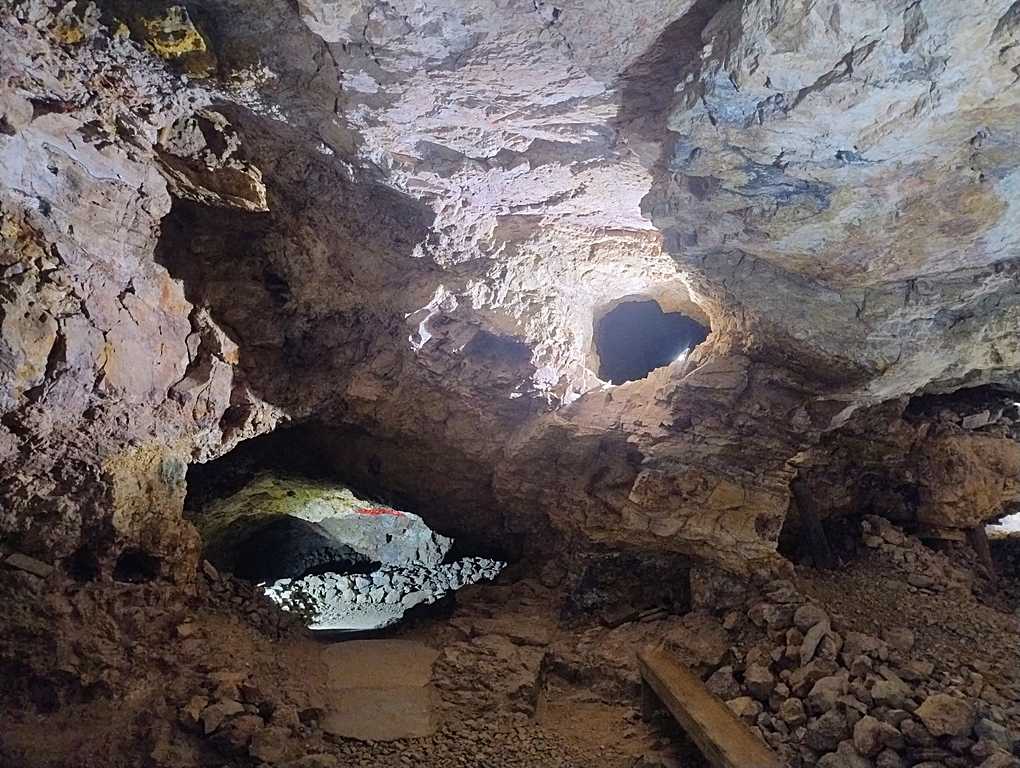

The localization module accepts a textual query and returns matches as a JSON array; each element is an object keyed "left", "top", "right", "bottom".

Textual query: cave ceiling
[{"left": 2, "top": 0, "right": 1020, "bottom": 572}]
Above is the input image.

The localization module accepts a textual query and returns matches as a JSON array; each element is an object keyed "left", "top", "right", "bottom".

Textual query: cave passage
[
  {"left": 595, "top": 300, "right": 709, "bottom": 384},
  {"left": 185, "top": 441, "right": 505, "bottom": 632}
]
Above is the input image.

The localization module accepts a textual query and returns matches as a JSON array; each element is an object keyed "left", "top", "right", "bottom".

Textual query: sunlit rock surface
[
  {"left": 191, "top": 473, "right": 453, "bottom": 578},
  {"left": 3, "top": 0, "right": 1020, "bottom": 577},
  {"left": 265, "top": 557, "right": 505, "bottom": 631}
]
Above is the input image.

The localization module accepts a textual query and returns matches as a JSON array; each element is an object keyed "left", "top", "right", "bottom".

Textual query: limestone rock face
[
  {"left": 2, "top": 0, "right": 1020, "bottom": 576},
  {"left": 193, "top": 473, "right": 453, "bottom": 576}
]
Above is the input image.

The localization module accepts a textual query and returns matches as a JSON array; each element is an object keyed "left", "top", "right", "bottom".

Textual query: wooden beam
[
  {"left": 967, "top": 526, "right": 998, "bottom": 587},
  {"left": 916, "top": 524, "right": 968, "bottom": 542},
  {"left": 638, "top": 646, "right": 783, "bottom": 768}
]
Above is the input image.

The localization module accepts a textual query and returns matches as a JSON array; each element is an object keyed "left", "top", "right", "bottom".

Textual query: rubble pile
[
  {"left": 264, "top": 557, "right": 505, "bottom": 631},
  {"left": 682, "top": 521, "right": 1020, "bottom": 768}
]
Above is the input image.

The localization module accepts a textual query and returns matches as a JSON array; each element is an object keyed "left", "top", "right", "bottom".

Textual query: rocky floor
[{"left": 1, "top": 520, "right": 1019, "bottom": 768}]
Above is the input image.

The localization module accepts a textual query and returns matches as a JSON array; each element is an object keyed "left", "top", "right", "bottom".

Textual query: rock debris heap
[
  {"left": 674, "top": 519, "right": 1020, "bottom": 768},
  {"left": 265, "top": 557, "right": 504, "bottom": 631},
  {"left": 189, "top": 473, "right": 505, "bottom": 630}
]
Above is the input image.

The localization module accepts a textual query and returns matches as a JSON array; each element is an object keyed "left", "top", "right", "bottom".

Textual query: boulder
[
  {"left": 249, "top": 726, "right": 297, "bottom": 763},
  {"left": 211, "top": 714, "right": 264, "bottom": 756},
  {"left": 881, "top": 628, "right": 915, "bottom": 654},
  {"left": 790, "top": 659, "right": 840, "bottom": 697},
  {"left": 974, "top": 719, "right": 1015, "bottom": 753},
  {"left": 202, "top": 699, "right": 245, "bottom": 735}
]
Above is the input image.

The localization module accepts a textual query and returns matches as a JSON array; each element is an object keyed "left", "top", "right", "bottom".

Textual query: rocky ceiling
[{"left": 2, "top": 0, "right": 1020, "bottom": 578}]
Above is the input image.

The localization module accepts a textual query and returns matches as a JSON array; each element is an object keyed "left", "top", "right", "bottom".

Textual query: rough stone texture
[
  {"left": 193, "top": 473, "right": 453, "bottom": 573},
  {"left": 916, "top": 694, "right": 977, "bottom": 738},
  {"left": 3, "top": 0, "right": 1020, "bottom": 578}
]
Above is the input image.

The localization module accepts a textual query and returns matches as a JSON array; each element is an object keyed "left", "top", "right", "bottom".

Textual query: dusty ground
[{"left": 1, "top": 529, "right": 1018, "bottom": 768}]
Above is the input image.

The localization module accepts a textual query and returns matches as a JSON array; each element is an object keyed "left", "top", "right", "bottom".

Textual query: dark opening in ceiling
[{"left": 595, "top": 300, "right": 709, "bottom": 384}]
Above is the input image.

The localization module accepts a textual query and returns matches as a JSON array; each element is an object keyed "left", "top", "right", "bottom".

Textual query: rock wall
[{"left": 3, "top": 0, "right": 1020, "bottom": 579}]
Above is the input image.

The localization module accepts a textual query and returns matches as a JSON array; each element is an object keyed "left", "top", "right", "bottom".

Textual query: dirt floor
[{"left": 1, "top": 526, "right": 1018, "bottom": 768}]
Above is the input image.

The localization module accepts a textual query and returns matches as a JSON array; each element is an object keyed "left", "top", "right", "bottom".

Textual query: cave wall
[{"left": 3, "top": 0, "right": 1020, "bottom": 580}]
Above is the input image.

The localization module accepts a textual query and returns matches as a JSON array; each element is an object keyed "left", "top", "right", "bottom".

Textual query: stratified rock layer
[{"left": 2, "top": 0, "right": 1020, "bottom": 577}]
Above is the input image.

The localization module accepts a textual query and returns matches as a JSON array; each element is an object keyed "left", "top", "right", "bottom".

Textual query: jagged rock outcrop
[{"left": 2, "top": 0, "right": 1020, "bottom": 578}]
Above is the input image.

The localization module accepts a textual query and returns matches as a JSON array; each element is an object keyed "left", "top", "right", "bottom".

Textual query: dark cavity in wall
[
  {"left": 595, "top": 300, "right": 708, "bottom": 384},
  {"left": 184, "top": 422, "right": 524, "bottom": 566}
]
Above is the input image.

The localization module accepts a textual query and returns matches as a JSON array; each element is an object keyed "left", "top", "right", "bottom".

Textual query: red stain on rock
[{"left": 355, "top": 506, "right": 405, "bottom": 517}]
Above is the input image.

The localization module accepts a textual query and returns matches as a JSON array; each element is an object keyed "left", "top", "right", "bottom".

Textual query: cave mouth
[
  {"left": 184, "top": 429, "right": 507, "bottom": 632},
  {"left": 594, "top": 300, "right": 709, "bottom": 384}
]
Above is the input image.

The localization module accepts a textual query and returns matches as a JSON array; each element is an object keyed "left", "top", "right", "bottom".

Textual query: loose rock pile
[
  {"left": 860, "top": 516, "right": 978, "bottom": 594},
  {"left": 685, "top": 522, "right": 1020, "bottom": 768},
  {"left": 198, "top": 559, "right": 307, "bottom": 638},
  {"left": 264, "top": 557, "right": 505, "bottom": 630}
]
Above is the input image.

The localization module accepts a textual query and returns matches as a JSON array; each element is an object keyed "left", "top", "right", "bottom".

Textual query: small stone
[
  {"left": 4, "top": 552, "right": 54, "bottom": 578},
  {"left": 806, "top": 710, "right": 850, "bottom": 752},
  {"left": 907, "top": 573, "right": 935, "bottom": 589},
  {"left": 901, "top": 718, "right": 936, "bottom": 747},
  {"left": 915, "top": 693, "right": 975, "bottom": 738},
  {"left": 202, "top": 699, "right": 245, "bottom": 735},
  {"left": 794, "top": 604, "right": 830, "bottom": 632},
  {"left": 790, "top": 659, "right": 840, "bottom": 697},
  {"left": 881, "top": 627, "right": 915, "bottom": 653},
  {"left": 842, "top": 632, "right": 886, "bottom": 664},
  {"left": 875, "top": 749, "right": 905, "bottom": 768},
  {"left": 726, "top": 696, "right": 763, "bottom": 722},
  {"left": 706, "top": 666, "right": 742, "bottom": 700},
  {"left": 744, "top": 663, "right": 776, "bottom": 701},
  {"left": 179, "top": 695, "right": 208, "bottom": 732},
  {"left": 974, "top": 718, "right": 1014, "bottom": 752},
  {"left": 282, "top": 756, "right": 339, "bottom": 768},
  {"left": 853, "top": 715, "right": 903, "bottom": 756},
  {"left": 176, "top": 622, "right": 198, "bottom": 639},
  {"left": 817, "top": 740, "right": 874, "bottom": 768},
  {"left": 808, "top": 675, "right": 847, "bottom": 714},
  {"left": 870, "top": 678, "right": 912, "bottom": 709},
  {"left": 979, "top": 751, "right": 1020, "bottom": 768},
  {"left": 249, "top": 726, "right": 294, "bottom": 763},
  {"left": 780, "top": 697, "right": 807, "bottom": 726},
  {"left": 202, "top": 560, "right": 220, "bottom": 581},
  {"left": 850, "top": 655, "right": 873, "bottom": 679},
  {"left": 211, "top": 714, "right": 263, "bottom": 756},
  {"left": 802, "top": 619, "right": 832, "bottom": 665},
  {"left": 962, "top": 410, "right": 992, "bottom": 429}
]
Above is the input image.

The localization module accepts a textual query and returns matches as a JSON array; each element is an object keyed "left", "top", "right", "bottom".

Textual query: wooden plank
[
  {"left": 638, "top": 646, "right": 783, "bottom": 768},
  {"left": 967, "top": 526, "right": 998, "bottom": 587},
  {"left": 916, "top": 524, "right": 968, "bottom": 542}
]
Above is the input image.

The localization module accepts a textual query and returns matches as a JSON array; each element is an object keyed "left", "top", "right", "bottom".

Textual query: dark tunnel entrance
[
  {"left": 183, "top": 424, "right": 508, "bottom": 631},
  {"left": 594, "top": 300, "right": 709, "bottom": 384}
]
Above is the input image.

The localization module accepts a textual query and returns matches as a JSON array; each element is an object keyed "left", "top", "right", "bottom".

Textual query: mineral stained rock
[
  {"left": 192, "top": 473, "right": 453, "bottom": 577},
  {"left": 2, "top": 0, "right": 1020, "bottom": 577}
]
